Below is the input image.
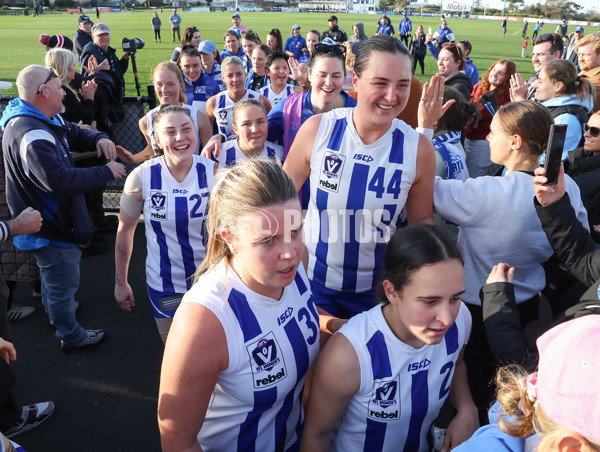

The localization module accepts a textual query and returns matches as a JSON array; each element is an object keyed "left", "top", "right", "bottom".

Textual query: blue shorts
[
  {"left": 310, "top": 280, "right": 377, "bottom": 319},
  {"left": 147, "top": 285, "right": 183, "bottom": 318}
]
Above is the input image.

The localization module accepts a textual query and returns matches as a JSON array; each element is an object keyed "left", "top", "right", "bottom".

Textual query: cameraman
[{"left": 79, "top": 23, "right": 130, "bottom": 137}]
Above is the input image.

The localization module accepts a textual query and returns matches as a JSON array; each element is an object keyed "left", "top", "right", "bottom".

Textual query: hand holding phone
[{"left": 542, "top": 124, "right": 567, "bottom": 186}]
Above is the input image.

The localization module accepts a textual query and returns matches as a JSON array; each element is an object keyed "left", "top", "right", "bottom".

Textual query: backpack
[{"left": 546, "top": 104, "right": 588, "bottom": 148}]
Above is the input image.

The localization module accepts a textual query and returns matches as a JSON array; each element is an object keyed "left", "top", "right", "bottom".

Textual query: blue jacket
[
  {"left": 0, "top": 99, "right": 114, "bottom": 245},
  {"left": 464, "top": 58, "right": 479, "bottom": 85},
  {"left": 219, "top": 48, "right": 249, "bottom": 72},
  {"left": 284, "top": 35, "right": 307, "bottom": 59},
  {"left": 541, "top": 94, "right": 594, "bottom": 159},
  {"left": 399, "top": 17, "right": 412, "bottom": 35}
]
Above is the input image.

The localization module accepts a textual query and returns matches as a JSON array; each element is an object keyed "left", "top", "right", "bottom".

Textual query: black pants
[
  {"left": 0, "top": 276, "right": 20, "bottom": 432},
  {"left": 412, "top": 53, "right": 425, "bottom": 74},
  {"left": 154, "top": 29, "right": 161, "bottom": 41},
  {"left": 400, "top": 34, "right": 410, "bottom": 46}
]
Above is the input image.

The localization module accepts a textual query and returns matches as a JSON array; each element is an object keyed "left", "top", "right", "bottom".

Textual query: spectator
[
  {"left": 410, "top": 25, "right": 427, "bottom": 75},
  {"left": 0, "top": 206, "right": 54, "bottom": 440},
  {"left": 151, "top": 11, "right": 161, "bottom": 43},
  {"left": 284, "top": 24, "right": 307, "bottom": 60},
  {"left": 432, "top": 20, "right": 455, "bottom": 49},
  {"left": 115, "top": 106, "right": 215, "bottom": 343},
  {"left": 377, "top": 11, "right": 388, "bottom": 29},
  {"left": 228, "top": 12, "right": 247, "bottom": 38},
  {"left": 435, "top": 43, "right": 473, "bottom": 100},
  {"left": 245, "top": 44, "right": 271, "bottom": 91},
  {"left": 179, "top": 46, "right": 221, "bottom": 113},
  {"left": 565, "top": 25, "right": 584, "bottom": 68},
  {"left": 521, "top": 36, "right": 529, "bottom": 58},
  {"left": 399, "top": 12, "right": 412, "bottom": 46},
  {"left": 532, "top": 20, "right": 541, "bottom": 39},
  {"left": 0, "top": 65, "right": 126, "bottom": 352},
  {"left": 212, "top": 99, "right": 283, "bottom": 170},
  {"left": 465, "top": 59, "right": 516, "bottom": 177},
  {"left": 220, "top": 30, "right": 248, "bottom": 72},
  {"left": 520, "top": 33, "right": 563, "bottom": 100},
  {"left": 433, "top": 100, "right": 588, "bottom": 423},
  {"left": 266, "top": 28, "right": 283, "bottom": 53},
  {"left": 458, "top": 40, "right": 479, "bottom": 85},
  {"left": 39, "top": 34, "right": 74, "bottom": 52},
  {"left": 73, "top": 14, "right": 93, "bottom": 57},
  {"left": 158, "top": 160, "right": 319, "bottom": 451},
  {"left": 566, "top": 111, "right": 600, "bottom": 242},
  {"left": 240, "top": 29, "right": 261, "bottom": 72},
  {"left": 198, "top": 40, "right": 225, "bottom": 91},
  {"left": 555, "top": 18, "right": 568, "bottom": 37},
  {"left": 205, "top": 56, "right": 271, "bottom": 139},
  {"left": 322, "top": 15, "right": 348, "bottom": 44},
  {"left": 169, "top": 8, "right": 181, "bottom": 43},
  {"left": 521, "top": 19, "right": 528, "bottom": 39},
  {"left": 575, "top": 33, "right": 600, "bottom": 113},
  {"left": 501, "top": 18, "right": 507, "bottom": 38},
  {"left": 79, "top": 23, "right": 130, "bottom": 137},
  {"left": 170, "top": 26, "right": 200, "bottom": 62},
  {"left": 534, "top": 59, "right": 594, "bottom": 159},
  {"left": 376, "top": 16, "right": 394, "bottom": 37},
  {"left": 260, "top": 52, "right": 296, "bottom": 107},
  {"left": 348, "top": 22, "right": 367, "bottom": 45}
]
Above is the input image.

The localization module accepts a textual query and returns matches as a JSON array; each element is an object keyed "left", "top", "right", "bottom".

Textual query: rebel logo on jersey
[
  {"left": 318, "top": 152, "right": 345, "bottom": 193},
  {"left": 368, "top": 376, "right": 401, "bottom": 421},
  {"left": 246, "top": 332, "right": 289, "bottom": 388},
  {"left": 150, "top": 191, "right": 168, "bottom": 221}
]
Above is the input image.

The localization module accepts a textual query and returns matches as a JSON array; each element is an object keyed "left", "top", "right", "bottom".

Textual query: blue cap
[
  {"left": 575, "top": 25, "right": 584, "bottom": 33},
  {"left": 441, "top": 20, "right": 447, "bottom": 25},
  {"left": 198, "top": 40, "right": 217, "bottom": 54},
  {"left": 291, "top": 24, "right": 300, "bottom": 31},
  {"left": 321, "top": 37, "right": 336, "bottom": 45},
  {"left": 232, "top": 13, "right": 240, "bottom": 18}
]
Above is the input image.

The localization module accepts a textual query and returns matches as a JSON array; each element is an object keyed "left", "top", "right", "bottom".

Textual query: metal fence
[{"left": 0, "top": 89, "right": 155, "bottom": 211}]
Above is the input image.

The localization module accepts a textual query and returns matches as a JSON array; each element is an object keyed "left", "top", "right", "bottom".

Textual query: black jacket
[
  {"left": 73, "top": 28, "right": 93, "bottom": 57},
  {"left": 567, "top": 147, "right": 600, "bottom": 242},
  {"left": 322, "top": 27, "right": 348, "bottom": 43},
  {"left": 79, "top": 42, "right": 129, "bottom": 92},
  {"left": 445, "top": 72, "right": 473, "bottom": 101}
]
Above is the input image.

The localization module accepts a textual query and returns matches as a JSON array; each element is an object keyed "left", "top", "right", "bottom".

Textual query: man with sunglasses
[
  {"left": 322, "top": 15, "right": 348, "bottom": 44},
  {"left": 0, "top": 65, "right": 126, "bottom": 353}
]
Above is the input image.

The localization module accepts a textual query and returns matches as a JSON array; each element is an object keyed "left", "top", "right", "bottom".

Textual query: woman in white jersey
[
  {"left": 114, "top": 106, "right": 215, "bottom": 342},
  {"left": 301, "top": 224, "right": 479, "bottom": 452},
  {"left": 283, "top": 35, "right": 437, "bottom": 320},
  {"left": 212, "top": 98, "right": 283, "bottom": 170},
  {"left": 158, "top": 159, "right": 319, "bottom": 451},
  {"left": 118, "top": 61, "right": 213, "bottom": 164},
  {"left": 205, "top": 56, "right": 271, "bottom": 140}
]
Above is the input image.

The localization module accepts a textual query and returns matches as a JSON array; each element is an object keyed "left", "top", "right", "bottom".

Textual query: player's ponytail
[{"left": 194, "top": 159, "right": 298, "bottom": 281}]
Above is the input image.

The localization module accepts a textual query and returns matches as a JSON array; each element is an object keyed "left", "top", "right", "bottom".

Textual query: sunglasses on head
[
  {"left": 312, "top": 43, "right": 346, "bottom": 59},
  {"left": 584, "top": 123, "right": 600, "bottom": 137},
  {"left": 442, "top": 42, "right": 458, "bottom": 48},
  {"left": 38, "top": 67, "right": 59, "bottom": 94}
]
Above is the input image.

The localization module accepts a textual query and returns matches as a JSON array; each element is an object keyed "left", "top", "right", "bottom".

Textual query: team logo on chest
[
  {"left": 367, "top": 376, "right": 401, "bottom": 421},
  {"left": 149, "top": 191, "right": 168, "bottom": 221},
  {"left": 318, "top": 152, "right": 345, "bottom": 193},
  {"left": 246, "top": 332, "right": 288, "bottom": 388},
  {"left": 217, "top": 110, "right": 228, "bottom": 123}
]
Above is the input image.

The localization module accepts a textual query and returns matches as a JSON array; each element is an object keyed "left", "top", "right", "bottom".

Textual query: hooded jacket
[
  {"left": 348, "top": 22, "right": 367, "bottom": 44},
  {"left": 445, "top": 72, "right": 473, "bottom": 100},
  {"left": 541, "top": 93, "right": 593, "bottom": 158},
  {"left": 0, "top": 99, "right": 114, "bottom": 246}
]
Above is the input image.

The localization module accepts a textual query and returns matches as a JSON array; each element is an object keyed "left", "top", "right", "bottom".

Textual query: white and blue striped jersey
[
  {"left": 214, "top": 89, "right": 260, "bottom": 139},
  {"left": 333, "top": 302, "right": 471, "bottom": 452},
  {"left": 304, "top": 108, "right": 419, "bottom": 293},
  {"left": 259, "top": 85, "right": 294, "bottom": 107},
  {"left": 182, "top": 261, "right": 320, "bottom": 452},
  {"left": 139, "top": 154, "right": 215, "bottom": 316},
  {"left": 146, "top": 103, "right": 200, "bottom": 155},
  {"left": 214, "top": 139, "right": 283, "bottom": 173}
]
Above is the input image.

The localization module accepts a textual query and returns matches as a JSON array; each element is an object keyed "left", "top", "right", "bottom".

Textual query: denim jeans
[{"left": 33, "top": 246, "right": 87, "bottom": 345}]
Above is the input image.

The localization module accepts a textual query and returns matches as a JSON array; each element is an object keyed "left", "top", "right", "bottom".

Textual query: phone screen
[{"left": 542, "top": 124, "right": 567, "bottom": 186}]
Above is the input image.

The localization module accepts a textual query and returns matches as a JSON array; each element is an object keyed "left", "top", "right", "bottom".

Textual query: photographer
[{"left": 79, "top": 23, "right": 130, "bottom": 137}]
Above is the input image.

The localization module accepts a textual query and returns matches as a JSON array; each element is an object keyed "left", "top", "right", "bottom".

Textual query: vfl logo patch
[
  {"left": 318, "top": 152, "right": 345, "bottom": 193},
  {"left": 217, "top": 110, "right": 228, "bottom": 122},
  {"left": 367, "top": 376, "right": 400, "bottom": 422},
  {"left": 246, "top": 332, "right": 288, "bottom": 388},
  {"left": 149, "top": 191, "right": 167, "bottom": 221}
]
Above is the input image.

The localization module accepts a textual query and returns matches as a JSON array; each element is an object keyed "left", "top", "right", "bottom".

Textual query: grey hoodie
[{"left": 348, "top": 22, "right": 367, "bottom": 44}]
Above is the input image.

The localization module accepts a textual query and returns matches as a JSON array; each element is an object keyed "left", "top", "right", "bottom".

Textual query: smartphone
[
  {"left": 542, "top": 124, "right": 567, "bottom": 186},
  {"left": 479, "top": 92, "right": 500, "bottom": 116}
]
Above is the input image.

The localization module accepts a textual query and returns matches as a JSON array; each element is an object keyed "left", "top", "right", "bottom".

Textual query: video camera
[{"left": 121, "top": 37, "right": 145, "bottom": 53}]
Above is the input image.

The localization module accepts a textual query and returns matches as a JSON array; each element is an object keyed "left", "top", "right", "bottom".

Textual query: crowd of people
[{"left": 1, "top": 8, "right": 600, "bottom": 452}]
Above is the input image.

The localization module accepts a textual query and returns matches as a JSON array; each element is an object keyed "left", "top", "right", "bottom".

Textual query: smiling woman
[{"left": 283, "top": 35, "right": 436, "bottom": 320}]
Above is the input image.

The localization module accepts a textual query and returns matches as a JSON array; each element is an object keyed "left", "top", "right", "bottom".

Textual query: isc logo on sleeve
[
  {"left": 367, "top": 376, "right": 401, "bottom": 421},
  {"left": 246, "top": 332, "right": 288, "bottom": 389},
  {"left": 318, "top": 152, "right": 345, "bottom": 193}
]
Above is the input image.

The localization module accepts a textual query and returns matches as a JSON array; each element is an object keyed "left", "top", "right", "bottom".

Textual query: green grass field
[{"left": 0, "top": 11, "right": 597, "bottom": 97}]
